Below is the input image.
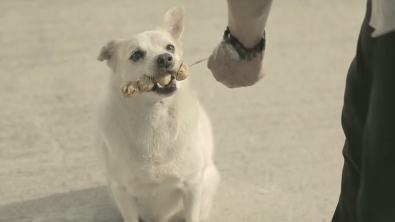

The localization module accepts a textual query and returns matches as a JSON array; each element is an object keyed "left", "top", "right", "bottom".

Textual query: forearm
[{"left": 227, "top": 0, "right": 273, "bottom": 49}]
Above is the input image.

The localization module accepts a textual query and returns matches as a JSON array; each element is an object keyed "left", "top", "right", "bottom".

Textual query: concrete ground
[{"left": 0, "top": 0, "right": 365, "bottom": 221}]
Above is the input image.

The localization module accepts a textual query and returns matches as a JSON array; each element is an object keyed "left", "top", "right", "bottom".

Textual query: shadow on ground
[{"left": 0, "top": 186, "right": 122, "bottom": 222}]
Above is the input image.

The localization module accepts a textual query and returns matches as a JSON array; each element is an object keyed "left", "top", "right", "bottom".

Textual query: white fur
[{"left": 95, "top": 6, "right": 220, "bottom": 222}]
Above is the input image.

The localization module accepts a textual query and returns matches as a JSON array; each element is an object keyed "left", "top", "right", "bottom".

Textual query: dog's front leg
[
  {"left": 111, "top": 183, "right": 139, "bottom": 222},
  {"left": 182, "top": 180, "right": 203, "bottom": 222}
]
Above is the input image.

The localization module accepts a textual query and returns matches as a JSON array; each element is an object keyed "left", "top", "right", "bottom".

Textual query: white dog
[{"left": 95, "top": 6, "right": 220, "bottom": 222}]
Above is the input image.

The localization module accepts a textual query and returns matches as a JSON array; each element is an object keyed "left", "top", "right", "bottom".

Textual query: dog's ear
[
  {"left": 162, "top": 6, "right": 185, "bottom": 41},
  {"left": 97, "top": 40, "right": 116, "bottom": 62}
]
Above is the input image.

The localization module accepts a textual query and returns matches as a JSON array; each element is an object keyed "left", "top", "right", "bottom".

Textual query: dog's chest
[
  {"left": 105, "top": 100, "right": 202, "bottom": 189},
  {"left": 118, "top": 133, "right": 202, "bottom": 195},
  {"left": 136, "top": 109, "right": 201, "bottom": 178}
]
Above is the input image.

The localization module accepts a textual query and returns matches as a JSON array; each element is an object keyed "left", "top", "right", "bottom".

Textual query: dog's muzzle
[{"left": 152, "top": 76, "right": 177, "bottom": 95}]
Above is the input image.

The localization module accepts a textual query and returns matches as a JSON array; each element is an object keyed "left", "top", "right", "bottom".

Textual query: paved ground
[{"left": 0, "top": 0, "right": 365, "bottom": 221}]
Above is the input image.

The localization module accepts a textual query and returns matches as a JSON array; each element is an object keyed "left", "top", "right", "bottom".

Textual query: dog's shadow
[{"left": 0, "top": 186, "right": 123, "bottom": 222}]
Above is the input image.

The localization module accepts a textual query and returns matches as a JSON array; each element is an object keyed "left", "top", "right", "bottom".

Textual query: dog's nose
[{"left": 156, "top": 53, "right": 173, "bottom": 68}]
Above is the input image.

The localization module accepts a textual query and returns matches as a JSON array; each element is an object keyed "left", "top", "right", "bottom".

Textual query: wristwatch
[{"left": 221, "top": 26, "right": 266, "bottom": 61}]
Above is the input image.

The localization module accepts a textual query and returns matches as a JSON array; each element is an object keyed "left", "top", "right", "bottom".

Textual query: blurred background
[{"left": 0, "top": 0, "right": 365, "bottom": 221}]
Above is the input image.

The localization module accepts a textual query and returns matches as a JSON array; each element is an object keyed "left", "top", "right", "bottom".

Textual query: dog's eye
[
  {"left": 166, "top": 44, "right": 175, "bottom": 53},
  {"left": 130, "top": 51, "right": 144, "bottom": 61}
]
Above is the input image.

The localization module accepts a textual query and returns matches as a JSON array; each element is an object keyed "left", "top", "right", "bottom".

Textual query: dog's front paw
[{"left": 120, "top": 80, "right": 140, "bottom": 98}]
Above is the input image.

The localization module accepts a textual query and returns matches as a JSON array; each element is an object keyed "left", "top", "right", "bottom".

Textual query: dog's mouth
[{"left": 152, "top": 75, "right": 177, "bottom": 95}]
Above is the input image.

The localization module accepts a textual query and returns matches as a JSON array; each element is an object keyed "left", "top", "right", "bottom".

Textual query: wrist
[
  {"left": 226, "top": 0, "right": 272, "bottom": 49},
  {"left": 227, "top": 23, "right": 263, "bottom": 49},
  {"left": 221, "top": 27, "right": 266, "bottom": 61}
]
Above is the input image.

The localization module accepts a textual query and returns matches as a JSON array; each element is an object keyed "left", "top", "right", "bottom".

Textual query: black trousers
[{"left": 331, "top": 1, "right": 395, "bottom": 222}]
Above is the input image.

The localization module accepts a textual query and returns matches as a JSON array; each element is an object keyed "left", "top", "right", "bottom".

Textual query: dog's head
[{"left": 97, "top": 6, "right": 186, "bottom": 96}]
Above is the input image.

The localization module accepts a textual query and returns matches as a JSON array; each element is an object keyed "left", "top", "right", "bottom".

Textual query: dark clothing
[{"left": 332, "top": 0, "right": 395, "bottom": 221}]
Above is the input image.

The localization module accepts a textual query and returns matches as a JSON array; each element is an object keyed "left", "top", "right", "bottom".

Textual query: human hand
[{"left": 207, "top": 42, "right": 266, "bottom": 88}]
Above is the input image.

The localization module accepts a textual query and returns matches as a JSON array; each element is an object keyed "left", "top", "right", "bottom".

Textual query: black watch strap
[{"left": 222, "top": 27, "right": 266, "bottom": 61}]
